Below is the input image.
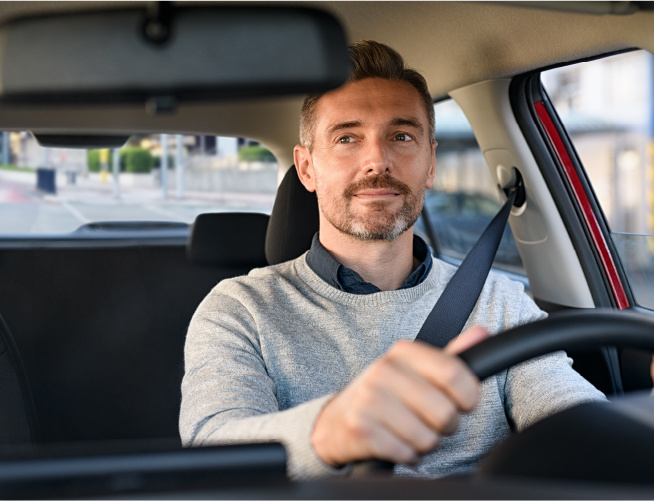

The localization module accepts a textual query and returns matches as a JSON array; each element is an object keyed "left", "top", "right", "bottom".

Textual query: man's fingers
[
  {"left": 389, "top": 340, "right": 480, "bottom": 412},
  {"left": 444, "top": 325, "right": 490, "bottom": 356},
  {"left": 372, "top": 391, "right": 442, "bottom": 458},
  {"left": 312, "top": 335, "right": 488, "bottom": 467},
  {"left": 373, "top": 356, "right": 461, "bottom": 436},
  {"left": 363, "top": 421, "right": 421, "bottom": 464}
]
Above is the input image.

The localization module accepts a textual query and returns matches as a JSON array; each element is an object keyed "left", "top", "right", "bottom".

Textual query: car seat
[
  {"left": 265, "top": 166, "right": 319, "bottom": 265},
  {"left": 0, "top": 312, "right": 38, "bottom": 444},
  {"left": 187, "top": 212, "right": 270, "bottom": 268}
]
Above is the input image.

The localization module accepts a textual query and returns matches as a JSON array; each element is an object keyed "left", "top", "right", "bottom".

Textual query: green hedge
[
  {"left": 238, "top": 145, "right": 275, "bottom": 163},
  {"left": 123, "top": 147, "right": 154, "bottom": 173},
  {"left": 87, "top": 149, "right": 109, "bottom": 173},
  {"left": 0, "top": 164, "right": 35, "bottom": 173},
  {"left": 87, "top": 148, "right": 154, "bottom": 173}
]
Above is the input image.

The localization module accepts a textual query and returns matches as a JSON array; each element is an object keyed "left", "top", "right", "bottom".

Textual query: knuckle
[
  {"left": 439, "top": 358, "right": 465, "bottom": 387},
  {"left": 439, "top": 405, "right": 460, "bottom": 434},
  {"left": 357, "top": 386, "right": 383, "bottom": 411},
  {"left": 344, "top": 408, "right": 372, "bottom": 439},
  {"left": 374, "top": 442, "right": 416, "bottom": 465},
  {"left": 441, "top": 400, "right": 459, "bottom": 423},
  {"left": 367, "top": 358, "right": 393, "bottom": 381},
  {"left": 412, "top": 429, "right": 440, "bottom": 454},
  {"left": 388, "top": 339, "right": 413, "bottom": 358},
  {"left": 396, "top": 448, "right": 418, "bottom": 464}
]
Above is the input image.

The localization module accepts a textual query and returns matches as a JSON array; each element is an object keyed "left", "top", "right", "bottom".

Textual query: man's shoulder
[
  {"left": 217, "top": 256, "right": 303, "bottom": 293},
  {"left": 193, "top": 256, "right": 308, "bottom": 321}
]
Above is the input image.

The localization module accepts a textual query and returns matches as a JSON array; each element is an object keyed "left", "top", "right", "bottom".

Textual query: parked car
[{"left": 0, "top": 1, "right": 653, "bottom": 498}]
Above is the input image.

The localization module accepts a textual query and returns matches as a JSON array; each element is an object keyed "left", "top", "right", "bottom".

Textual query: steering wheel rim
[
  {"left": 353, "top": 308, "right": 654, "bottom": 477},
  {"left": 458, "top": 308, "right": 654, "bottom": 381},
  {"left": 465, "top": 308, "right": 654, "bottom": 485}
]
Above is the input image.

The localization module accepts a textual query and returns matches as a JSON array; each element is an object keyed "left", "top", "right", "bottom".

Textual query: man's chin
[{"left": 344, "top": 219, "right": 411, "bottom": 242}]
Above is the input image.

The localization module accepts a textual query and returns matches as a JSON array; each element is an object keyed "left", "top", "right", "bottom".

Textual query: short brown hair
[{"left": 299, "top": 40, "right": 435, "bottom": 150}]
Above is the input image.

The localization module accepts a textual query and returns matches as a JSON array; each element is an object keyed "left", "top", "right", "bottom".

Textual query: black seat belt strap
[
  {"left": 351, "top": 187, "right": 521, "bottom": 476},
  {"left": 415, "top": 188, "right": 518, "bottom": 348}
]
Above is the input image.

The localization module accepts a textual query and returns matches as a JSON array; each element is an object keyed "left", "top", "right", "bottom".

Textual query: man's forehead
[{"left": 314, "top": 78, "right": 428, "bottom": 132}]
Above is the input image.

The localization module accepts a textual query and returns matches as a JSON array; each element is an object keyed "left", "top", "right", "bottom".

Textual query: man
[{"left": 180, "top": 40, "right": 605, "bottom": 480}]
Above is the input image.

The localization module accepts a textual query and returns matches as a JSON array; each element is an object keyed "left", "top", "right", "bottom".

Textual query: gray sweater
[{"left": 180, "top": 254, "right": 605, "bottom": 480}]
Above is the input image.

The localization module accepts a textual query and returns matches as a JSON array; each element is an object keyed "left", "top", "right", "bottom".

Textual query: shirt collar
[{"left": 305, "top": 233, "right": 433, "bottom": 295}]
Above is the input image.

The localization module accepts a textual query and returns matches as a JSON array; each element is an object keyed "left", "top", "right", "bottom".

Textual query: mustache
[{"left": 344, "top": 174, "right": 411, "bottom": 198}]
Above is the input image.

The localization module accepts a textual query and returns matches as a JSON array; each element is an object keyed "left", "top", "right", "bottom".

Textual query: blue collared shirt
[{"left": 306, "top": 233, "right": 433, "bottom": 294}]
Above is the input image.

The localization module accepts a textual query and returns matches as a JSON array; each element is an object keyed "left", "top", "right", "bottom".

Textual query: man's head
[
  {"left": 300, "top": 40, "right": 435, "bottom": 152},
  {"left": 294, "top": 40, "right": 436, "bottom": 243}
]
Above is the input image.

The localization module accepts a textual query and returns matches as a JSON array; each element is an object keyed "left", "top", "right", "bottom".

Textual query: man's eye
[
  {"left": 338, "top": 136, "right": 354, "bottom": 144},
  {"left": 394, "top": 133, "right": 412, "bottom": 142}
]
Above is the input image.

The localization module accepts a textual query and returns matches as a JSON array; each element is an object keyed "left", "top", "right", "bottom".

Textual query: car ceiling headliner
[{"left": 0, "top": 0, "right": 651, "bottom": 160}]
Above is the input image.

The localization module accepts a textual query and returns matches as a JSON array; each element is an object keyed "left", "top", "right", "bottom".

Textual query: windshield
[{"left": 0, "top": 133, "right": 277, "bottom": 235}]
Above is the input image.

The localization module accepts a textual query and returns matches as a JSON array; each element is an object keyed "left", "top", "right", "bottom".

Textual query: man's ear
[
  {"left": 425, "top": 140, "right": 437, "bottom": 190},
  {"left": 294, "top": 144, "right": 317, "bottom": 192}
]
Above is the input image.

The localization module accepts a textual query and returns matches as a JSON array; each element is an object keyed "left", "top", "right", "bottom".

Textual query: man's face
[{"left": 295, "top": 77, "right": 436, "bottom": 241}]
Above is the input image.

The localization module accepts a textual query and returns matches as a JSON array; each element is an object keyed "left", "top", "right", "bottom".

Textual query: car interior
[{"left": 0, "top": 1, "right": 653, "bottom": 498}]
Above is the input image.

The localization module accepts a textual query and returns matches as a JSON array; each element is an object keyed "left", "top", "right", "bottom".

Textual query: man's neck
[{"left": 318, "top": 224, "right": 416, "bottom": 292}]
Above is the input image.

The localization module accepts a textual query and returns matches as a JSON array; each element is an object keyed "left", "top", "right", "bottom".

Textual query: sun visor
[{"left": 0, "top": 5, "right": 349, "bottom": 106}]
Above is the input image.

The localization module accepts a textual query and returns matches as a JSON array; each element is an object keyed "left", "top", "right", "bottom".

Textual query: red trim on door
[{"left": 535, "top": 101, "right": 629, "bottom": 309}]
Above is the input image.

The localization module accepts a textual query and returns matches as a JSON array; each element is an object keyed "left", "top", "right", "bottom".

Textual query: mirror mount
[{"left": 142, "top": 1, "right": 174, "bottom": 46}]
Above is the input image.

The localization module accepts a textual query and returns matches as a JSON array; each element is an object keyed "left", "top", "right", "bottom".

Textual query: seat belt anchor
[{"left": 499, "top": 167, "right": 526, "bottom": 208}]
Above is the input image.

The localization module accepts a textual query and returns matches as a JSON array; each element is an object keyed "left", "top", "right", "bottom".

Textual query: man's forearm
[{"left": 181, "top": 393, "right": 346, "bottom": 480}]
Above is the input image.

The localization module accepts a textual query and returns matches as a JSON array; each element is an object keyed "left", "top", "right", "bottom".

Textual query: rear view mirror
[{"left": 0, "top": 4, "right": 349, "bottom": 106}]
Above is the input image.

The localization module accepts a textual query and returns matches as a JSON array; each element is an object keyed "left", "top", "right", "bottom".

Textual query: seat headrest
[
  {"left": 187, "top": 212, "right": 269, "bottom": 268},
  {"left": 265, "top": 166, "right": 319, "bottom": 265}
]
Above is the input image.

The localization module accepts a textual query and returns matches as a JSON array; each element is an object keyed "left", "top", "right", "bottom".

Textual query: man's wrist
[{"left": 310, "top": 394, "right": 343, "bottom": 468}]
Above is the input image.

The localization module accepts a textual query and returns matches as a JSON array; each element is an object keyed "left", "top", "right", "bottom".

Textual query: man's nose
[{"left": 362, "top": 138, "right": 391, "bottom": 175}]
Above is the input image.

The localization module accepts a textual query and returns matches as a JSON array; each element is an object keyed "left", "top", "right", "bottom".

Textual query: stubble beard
[{"left": 317, "top": 174, "right": 424, "bottom": 242}]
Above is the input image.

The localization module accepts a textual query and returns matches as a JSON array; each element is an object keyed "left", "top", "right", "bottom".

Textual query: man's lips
[{"left": 353, "top": 189, "right": 399, "bottom": 197}]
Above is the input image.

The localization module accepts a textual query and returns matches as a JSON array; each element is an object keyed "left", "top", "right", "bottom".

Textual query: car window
[
  {"left": 542, "top": 50, "right": 654, "bottom": 310},
  {"left": 416, "top": 99, "right": 526, "bottom": 277},
  {"left": 0, "top": 133, "right": 277, "bottom": 235}
]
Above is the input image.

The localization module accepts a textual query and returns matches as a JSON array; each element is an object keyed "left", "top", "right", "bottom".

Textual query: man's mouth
[{"left": 354, "top": 189, "right": 399, "bottom": 198}]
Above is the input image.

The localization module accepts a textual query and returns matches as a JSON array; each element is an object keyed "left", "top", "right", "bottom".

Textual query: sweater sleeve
[
  {"left": 179, "top": 288, "right": 347, "bottom": 480},
  {"left": 502, "top": 290, "right": 607, "bottom": 431}
]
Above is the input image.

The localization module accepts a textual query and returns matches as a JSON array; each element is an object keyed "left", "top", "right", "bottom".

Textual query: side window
[
  {"left": 542, "top": 50, "right": 654, "bottom": 310},
  {"left": 416, "top": 100, "right": 526, "bottom": 277},
  {"left": 0, "top": 134, "right": 277, "bottom": 235}
]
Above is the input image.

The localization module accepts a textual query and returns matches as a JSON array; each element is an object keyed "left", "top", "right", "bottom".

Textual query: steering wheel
[
  {"left": 356, "top": 308, "right": 654, "bottom": 481},
  {"left": 462, "top": 308, "right": 654, "bottom": 485},
  {"left": 458, "top": 308, "right": 654, "bottom": 379}
]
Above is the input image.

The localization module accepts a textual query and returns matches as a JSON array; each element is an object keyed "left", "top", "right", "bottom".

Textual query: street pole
[
  {"left": 161, "top": 134, "right": 168, "bottom": 199},
  {"left": 112, "top": 148, "right": 121, "bottom": 199},
  {"left": 176, "top": 135, "right": 184, "bottom": 199},
  {"left": 2, "top": 132, "right": 9, "bottom": 165}
]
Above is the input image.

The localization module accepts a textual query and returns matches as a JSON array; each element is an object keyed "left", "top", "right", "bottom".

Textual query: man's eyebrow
[
  {"left": 327, "top": 121, "right": 363, "bottom": 134},
  {"left": 325, "top": 117, "right": 424, "bottom": 135},
  {"left": 391, "top": 117, "right": 424, "bottom": 133}
]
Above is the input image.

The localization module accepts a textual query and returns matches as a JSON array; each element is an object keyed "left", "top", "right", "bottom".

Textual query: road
[{"left": 0, "top": 170, "right": 275, "bottom": 234}]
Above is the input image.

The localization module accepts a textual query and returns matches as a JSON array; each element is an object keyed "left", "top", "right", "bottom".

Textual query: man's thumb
[{"left": 444, "top": 325, "right": 490, "bottom": 356}]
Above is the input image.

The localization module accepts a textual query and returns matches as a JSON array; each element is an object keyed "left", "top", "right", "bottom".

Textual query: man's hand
[{"left": 311, "top": 326, "right": 490, "bottom": 467}]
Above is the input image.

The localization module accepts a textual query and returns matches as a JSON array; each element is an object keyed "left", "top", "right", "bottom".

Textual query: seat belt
[
  {"left": 351, "top": 186, "right": 521, "bottom": 476},
  {"left": 415, "top": 187, "right": 518, "bottom": 348}
]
